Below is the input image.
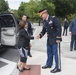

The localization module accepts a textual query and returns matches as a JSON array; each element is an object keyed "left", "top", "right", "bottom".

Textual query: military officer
[
  {"left": 36, "top": 9, "right": 62, "bottom": 73},
  {"left": 69, "top": 18, "right": 76, "bottom": 51}
]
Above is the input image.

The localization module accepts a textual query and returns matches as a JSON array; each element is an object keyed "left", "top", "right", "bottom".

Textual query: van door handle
[{"left": 2, "top": 29, "right": 7, "bottom": 31}]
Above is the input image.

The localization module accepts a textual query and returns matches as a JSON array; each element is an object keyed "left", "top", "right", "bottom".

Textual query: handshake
[
  {"left": 30, "top": 35, "right": 40, "bottom": 39},
  {"left": 35, "top": 35, "right": 40, "bottom": 39}
]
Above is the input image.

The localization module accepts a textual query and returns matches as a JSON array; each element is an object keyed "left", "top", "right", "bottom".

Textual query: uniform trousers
[
  {"left": 70, "top": 35, "right": 76, "bottom": 50},
  {"left": 46, "top": 44, "right": 59, "bottom": 69},
  {"left": 63, "top": 28, "right": 68, "bottom": 36}
]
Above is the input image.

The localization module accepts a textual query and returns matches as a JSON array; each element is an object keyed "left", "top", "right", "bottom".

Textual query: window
[{"left": 0, "top": 15, "right": 15, "bottom": 27}]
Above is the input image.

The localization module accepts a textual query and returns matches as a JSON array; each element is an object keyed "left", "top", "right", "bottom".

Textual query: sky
[{"left": 5, "top": 0, "right": 30, "bottom": 10}]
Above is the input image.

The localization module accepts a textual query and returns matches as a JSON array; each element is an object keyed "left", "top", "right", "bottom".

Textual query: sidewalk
[
  {"left": 17, "top": 25, "right": 76, "bottom": 75},
  {"left": 27, "top": 50, "right": 76, "bottom": 75},
  {"left": 0, "top": 58, "right": 16, "bottom": 75},
  {"left": 12, "top": 50, "right": 76, "bottom": 75},
  {"left": 30, "top": 26, "right": 76, "bottom": 75},
  {"left": 61, "top": 27, "right": 76, "bottom": 59},
  {"left": 1, "top": 25, "right": 76, "bottom": 75},
  {"left": 32, "top": 26, "right": 76, "bottom": 58}
]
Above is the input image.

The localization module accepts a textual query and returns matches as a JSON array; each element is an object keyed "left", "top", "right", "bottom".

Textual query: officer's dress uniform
[
  {"left": 63, "top": 20, "right": 68, "bottom": 36},
  {"left": 69, "top": 18, "right": 76, "bottom": 51},
  {"left": 39, "top": 16, "right": 62, "bottom": 69}
]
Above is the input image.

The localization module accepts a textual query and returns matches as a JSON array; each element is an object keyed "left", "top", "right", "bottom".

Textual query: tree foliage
[
  {"left": 51, "top": 0, "right": 76, "bottom": 17},
  {"left": 13, "top": 0, "right": 76, "bottom": 22},
  {"left": 41, "top": 0, "right": 55, "bottom": 15},
  {"left": 0, "top": 0, "right": 9, "bottom": 13},
  {"left": 18, "top": 2, "right": 25, "bottom": 18},
  {"left": 18, "top": 0, "right": 55, "bottom": 21}
]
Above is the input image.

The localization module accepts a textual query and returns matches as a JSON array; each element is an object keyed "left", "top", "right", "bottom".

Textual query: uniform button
[{"left": 51, "top": 27, "right": 53, "bottom": 29}]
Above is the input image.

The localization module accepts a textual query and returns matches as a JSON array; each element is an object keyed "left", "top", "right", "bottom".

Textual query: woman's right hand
[
  {"left": 36, "top": 35, "right": 40, "bottom": 39},
  {"left": 69, "top": 32, "right": 72, "bottom": 35}
]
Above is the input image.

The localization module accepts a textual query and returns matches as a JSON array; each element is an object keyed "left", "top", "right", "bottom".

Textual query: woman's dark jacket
[{"left": 18, "top": 28, "right": 34, "bottom": 49}]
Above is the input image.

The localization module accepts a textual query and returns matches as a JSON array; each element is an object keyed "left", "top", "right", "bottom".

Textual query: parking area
[{"left": 0, "top": 47, "right": 19, "bottom": 75}]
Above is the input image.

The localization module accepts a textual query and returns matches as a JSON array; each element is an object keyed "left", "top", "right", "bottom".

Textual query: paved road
[
  {"left": 0, "top": 46, "right": 19, "bottom": 75},
  {"left": 0, "top": 47, "right": 19, "bottom": 62}
]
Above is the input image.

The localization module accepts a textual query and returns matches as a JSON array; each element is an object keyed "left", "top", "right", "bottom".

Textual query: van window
[
  {"left": 0, "top": 15, "right": 15, "bottom": 27},
  {"left": 0, "top": 22, "right": 1, "bottom": 45},
  {"left": 0, "top": 17, "right": 6, "bottom": 27}
]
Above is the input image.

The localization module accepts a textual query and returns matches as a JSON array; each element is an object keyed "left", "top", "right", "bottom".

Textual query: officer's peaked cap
[
  {"left": 38, "top": 9, "right": 47, "bottom": 13},
  {"left": 38, "top": 9, "right": 47, "bottom": 16}
]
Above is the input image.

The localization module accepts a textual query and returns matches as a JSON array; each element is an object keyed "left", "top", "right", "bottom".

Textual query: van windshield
[{"left": 0, "top": 15, "right": 15, "bottom": 27}]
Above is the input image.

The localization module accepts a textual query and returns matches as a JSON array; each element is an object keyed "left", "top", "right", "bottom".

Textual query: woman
[{"left": 17, "top": 21, "right": 34, "bottom": 72}]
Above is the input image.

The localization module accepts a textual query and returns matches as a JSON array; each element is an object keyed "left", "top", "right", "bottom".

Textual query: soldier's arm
[
  {"left": 39, "top": 26, "right": 46, "bottom": 38},
  {"left": 69, "top": 20, "right": 73, "bottom": 32},
  {"left": 53, "top": 17, "right": 62, "bottom": 41}
]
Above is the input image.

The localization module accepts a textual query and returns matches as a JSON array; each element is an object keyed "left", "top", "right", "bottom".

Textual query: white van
[{"left": 0, "top": 13, "right": 19, "bottom": 47}]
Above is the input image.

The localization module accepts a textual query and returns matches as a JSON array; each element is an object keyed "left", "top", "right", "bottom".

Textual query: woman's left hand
[{"left": 56, "top": 40, "right": 60, "bottom": 43}]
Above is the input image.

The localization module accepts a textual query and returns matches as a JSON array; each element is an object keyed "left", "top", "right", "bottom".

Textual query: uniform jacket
[
  {"left": 64, "top": 21, "right": 68, "bottom": 29},
  {"left": 69, "top": 18, "right": 76, "bottom": 35},
  {"left": 39, "top": 16, "right": 62, "bottom": 45},
  {"left": 18, "top": 28, "right": 34, "bottom": 49},
  {"left": 27, "top": 20, "right": 33, "bottom": 35}
]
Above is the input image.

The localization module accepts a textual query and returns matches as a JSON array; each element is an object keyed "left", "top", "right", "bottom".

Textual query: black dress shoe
[
  {"left": 70, "top": 49, "right": 72, "bottom": 51},
  {"left": 17, "top": 66, "right": 23, "bottom": 72},
  {"left": 51, "top": 68, "right": 61, "bottom": 73},
  {"left": 23, "top": 67, "right": 31, "bottom": 70},
  {"left": 74, "top": 48, "right": 76, "bottom": 50},
  {"left": 42, "top": 65, "right": 51, "bottom": 69},
  {"left": 28, "top": 54, "right": 32, "bottom": 57}
]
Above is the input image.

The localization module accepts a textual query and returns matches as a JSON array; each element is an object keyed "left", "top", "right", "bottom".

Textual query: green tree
[
  {"left": 41, "top": 0, "right": 55, "bottom": 15},
  {"left": 24, "top": 0, "right": 43, "bottom": 20},
  {"left": 18, "top": 0, "right": 55, "bottom": 21},
  {"left": 18, "top": 2, "right": 25, "bottom": 18},
  {"left": 51, "top": 0, "right": 76, "bottom": 17},
  {"left": 0, "top": 0, "right": 9, "bottom": 13},
  {"left": 10, "top": 9, "right": 19, "bottom": 18},
  {"left": 18, "top": 0, "right": 43, "bottom": 21}
]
